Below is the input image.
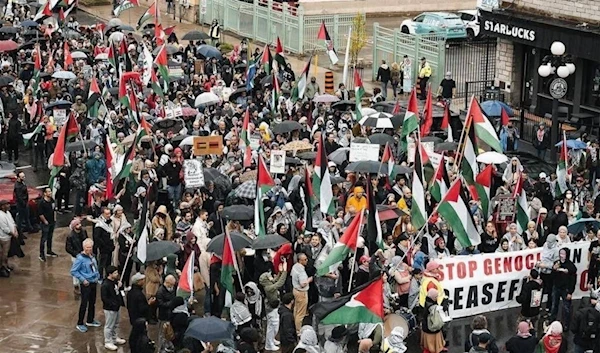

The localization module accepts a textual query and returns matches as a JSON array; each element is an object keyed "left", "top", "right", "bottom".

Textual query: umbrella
[
  {"left": 108, "top": 18, "right": 123, "bottom": 27},
  {"left": 71, "top": 51, "right": 87, "bottom": 59},
  {"left": 421, "top": 136, "right": 443, "bottom": 143},
  {"left": 567, "top": 218, "right": 600, "bottom": 235},
  {"left": 331, "top": 100, "right": 354, "bottom": 110},
  {"left": 480, "top": 100, "right": 513, "bottom": 117},
  {"left": 476, "top": 151, "right": 508, "bottom": 165},
  {"left": 328, "top": 147, "right": 350, "bottom": 165},
  {"left": 12, "top": 0, "right": 27, "bottom": 4},
  {"left": 181, "top": 107, "right": 199, "bottom": 117},
  {"left": 260, "top": 75, "right": 274, "bottom": 86},
  {"left": 203, "top": 168, "right": 231, "bottom": 190},
  {"left": 206, "top": 232, "right": 253, "bottom": 254},
  {"left": 108, "top": 31, "right": 125, "bottom": 43},
  {"left": 435, "top": 141, "right": 458, "bottom": 152},
  {"left": 253, "top": 234, "right": 290, "bottom": 250},
  {"left": 116, "top": 24, "right": 135, "bottom": 32},
  {"left": 122, "top": 133, "right": 152, "bottom": 147},
  {"left": 234, "top": 180, "right": 257, "bottom": 199},
  {"left": 65, "top": 140, "right": 97, "bottom": 153},
  {"left": 297, "top": 151, "right": 317, "bottom": 160},
  {"left": 153, "top": 44, "right": 180, "bottom": 56},
  {"left": 52, "top": 71, "right": 76, "bottom": 80},
  {"left": 95, "top": 53, "right": 108, "bottom": 60},
  {"left": 182, "top": 30, "right": 210, "bottom": 41},
  {"left": 185, "top": 317, "right": 235, "bottom": 343},
  {"left": 313, "top": 94, "right": 339, "bottom": 103},
  {"left": 0, "top": 75, "right": 14, "bottom": 87},
  {"left": 195, "top": 92, "right": 220, "bottom": 107},
  {"left": 20, "top": 20, "right": 39, "bottom": 28},
  {"left": 272, "top": 121, "right": 303, "bottom": 134},
  {"left": 368, "top": 133, "right": 395, "bottom": 146},
  {"left": 239, "top": 170, "right": 257, "bottom": 183},
  {"left": 46, "top": 100, "right": 72, "bottom": 109},
  {"left": 0, "top": 40, "right": 17, "bottom": 52},
  {"left": 282, "top": 140, "right": 313, "bottom": 152},
  {"left": 152, "top": 118, "right": 184, "bottom": 134},
  {"left": 229, "top": 87, "right": 248, "bottom": 101},
  {"left": 197, "top": 45, "right": 222, "bottom": 59},
  {"left": 361, "top": 107, "right": 377, "bottom": 117},
  {"left": 223, "top": 205, "right": 254, "bottom": 221},
  {"left": 63, "top": 29, "right": 81, "bottom": 40},
  {"left": 179, "top": 136, "right": 195, "bottom": 146},
  {"left": 284, "top": 156, "right": 303, "bottom": 165},
  {"left": 346, "top": 161, "right": 387, "bottom": 174},
  {"left": 359, "top": 113, "right": 395, "bottom": 129},
  {"left": 144, "top": 241, "right": 180, "bottom": 262},
  {"left": 394, "top": 165, "right": 413, "bottom": 175},
  {"left": 0, "top": 27, "right": 19, "bottom": 34},
  {"left": 555, "top": 139, "right": 587, "bottom": 150}
]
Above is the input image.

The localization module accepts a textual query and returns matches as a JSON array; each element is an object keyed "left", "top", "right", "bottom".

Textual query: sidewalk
[{"left": 78, "top": 3, "right": 378, "bottom": 94}]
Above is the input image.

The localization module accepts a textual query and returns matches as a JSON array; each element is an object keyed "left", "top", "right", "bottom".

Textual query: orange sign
[{"left": 192, "top": 136, "right": 224, "bottom": 156}]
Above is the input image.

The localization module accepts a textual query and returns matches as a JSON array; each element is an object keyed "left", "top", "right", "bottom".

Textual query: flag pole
[
  {"left": 342, "top": 26, "right": 352, "bottom": 87},
  {"left": 78, "top": 129, "right": 88, "bottom": 156},
  {"left": 119, "top": 238, "right": 135, "bottom": 283},
  {"left": 416, "top": 123, "right": 428, "bottom": 223},
  {"left": 455, "top": 97, "right": 475, "bottom": 173},
  {"left": 347, "top": 210, "right": 364, "bottom": 292},
  {"left": 375, "top": 142, "right": 388, "bottom": 178}
]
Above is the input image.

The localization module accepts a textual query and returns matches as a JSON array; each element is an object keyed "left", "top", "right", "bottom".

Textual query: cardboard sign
[
  {"left": 192, "top": 136, "right": 224, "bottom": 156},
  {"left": 349, "top": 143, "right": 379, "bottom": 162},
  {"left": 165, "top": 105, "right": 183, "bottom": 119},
  {"left": 270, "top": 150, "right": 286, "bottom": 174},
  {"left": 183, "top": 159, "right": 205, "bottom": 188},
  {"left": 53, "top": 109, "right": 67, "bottom": 126}
]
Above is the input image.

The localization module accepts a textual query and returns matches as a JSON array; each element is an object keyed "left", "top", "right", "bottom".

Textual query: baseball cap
[
  {"left": 131, "top": 273, "right": 146, "bottom": 283},
  {"left": 539, "top": 172, "right": 547, "bottom": 179}
]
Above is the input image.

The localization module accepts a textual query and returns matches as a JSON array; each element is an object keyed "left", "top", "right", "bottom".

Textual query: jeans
[
  {"left": 292, "top": 289, "right": 308, "bottom": 332},
  {"left": 104, "top": 310, "right": 120, "bottom": 344},
  {"left": 167, "top": 184, "right": 182, "bottom": 209},
  {"left": 550, "top": 286, "right": 572, "bottom": 329},
  {"left": 71, "top": 257, "right": 79, "bottom": 286},
  {"left": 78, "top": 282, "right": 97, "bottom": 325},
  {"left": 39, "top": 223, "right": 55, "bottom": 256},
  {"left": 380, "top": 81, "right": 388, "bottom": 100},
  {"left": 16, "top": 204, "right": 32, "bottom": 232},
  {"left": 265, "top": 308, "right": 280, "bottom": 349}
]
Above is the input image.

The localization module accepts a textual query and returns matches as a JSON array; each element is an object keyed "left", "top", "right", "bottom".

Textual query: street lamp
[{"left": 537, "top": 41, "right": 575, "bottom": 161}]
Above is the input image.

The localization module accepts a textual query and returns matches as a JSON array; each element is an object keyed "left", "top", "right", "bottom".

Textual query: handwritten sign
[
  {"left": 53, "top": 109, "right": 67, "bottom": 126},
  {"left": 192, "top": 136, "right": 224, "bottom": 156},
  {"left": 183, "top": 159, "right": 205, "bottom": 188},
  {"left": 270, "top": 150, "right": 286, "bottom": 174},
  {"left": 165, "top": 105, "right": 183, "bottom": 119},
  {"left": 349, "top": 143, "right": 379, "bottom": 162},
  {"left": 407, "top": 141, "right": 434, "bottom": 163}
]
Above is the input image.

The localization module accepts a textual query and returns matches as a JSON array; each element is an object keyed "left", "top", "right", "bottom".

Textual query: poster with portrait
[
  {"left": 183, "top": 159, "right": 205, "bottom": 188},
  {"left": 270, "top": 150, "right": 286, "bottom": 174}
]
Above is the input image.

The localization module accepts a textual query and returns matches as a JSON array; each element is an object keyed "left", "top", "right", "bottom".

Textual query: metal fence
[
  {"left": 200, "top": 0, "right": 359, "bottom": 55},
  {"left": 371, "top": 22, "right": 446, "bottom": 92},
  {"left": 445, "top": 38, "right": 497, "bottom": 98}
]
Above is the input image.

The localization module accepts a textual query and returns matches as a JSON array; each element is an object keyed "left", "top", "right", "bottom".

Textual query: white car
[{"left": 457, "top": 10, "right": 480, "bottom": 38}]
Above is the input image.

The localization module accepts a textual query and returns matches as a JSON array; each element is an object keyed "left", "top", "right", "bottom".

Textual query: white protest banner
[
  {"left": 165, "top": 105, "right": 183, "bottom": 119},
  {"left": 183, "top": 159, "right": 205, "bottom": 188},
  {"left": 407, "top": 140, "right": 434, "bottom": 163},
  {"left": 437, "top": 242, "right": 591, "bottom": 318},
  {"left": 429, "top": 151, "right": 443, "bottom": 169},
  {"left": 350, "top": 143, "right": 379, "bottom": 162},
  {"left": 270, "top": 150, "right": 286, "bottom": 174},
  {"left": 53, "top": 109, "right": 67, "bottom": 126}
]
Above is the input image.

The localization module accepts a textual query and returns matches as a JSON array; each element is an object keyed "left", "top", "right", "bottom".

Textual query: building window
[{"left": 584, "top": 60, "right": 600, "bottom": 108}]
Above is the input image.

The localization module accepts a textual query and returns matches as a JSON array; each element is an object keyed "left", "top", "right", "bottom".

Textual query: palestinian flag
[
  {"left": 293, "top": 56, "right": 311, "bottom": 102},
  {"left": 177, "top": 250, "right": 195, "bottom": 298},
  {"left": 366, "top": 175, "right": 383, "bottom": 251},
  {"left": 555, "top": 133, "right": 569, "bottom": 197},
  {"left": 150, "top": 68, "right": 165, "bottom": 100},
  {"left": 52, "top": 112, "right": 79, "bottom": 167},
  {"left": 501, "top": 106, "right": 510, "bottom": 127},
  {"left": 474, "top": 164, "right": 493, "bottom": 219},
  {"left": 260, "top": 44, "right": 273, "bottom": 76},
  {"left": 460, "top": 115, "right": 479, "bottom": 185},
  {"left": 127, "top": 88, "right": 140, "bottom": 123},
  {"left": 514, "top": 173, "right": 530, "bottom": 234},
  {"left": 468, "top": 96, "right": 502, "bottom": 153},
  {"left": 113, "top": 0, "right": 139, "bottom": 17},
  {"left": 421, "top": 83, "right": 433, "bottom": 136},
  {"left": 441, "top": 103, "right": 453, "bottom": 142},
  {"left": 411, "top": 139, "right": 428, "bottom": 230},
  {"left": 154, "top": 44, "right": 170, "bottom": 86},
  {"left": 87, "top": 77, "right": 102, "bottom": 119},
  {"left": 241, "top": 108, "right": 252, "bottom": 168},
  {"left": 319, "top": 277, "right": 383, "bottom": 325},
  {"left": 302, "top": 166, "right": 315, "bottom": 232},
  {"left": 245, "top": 59, "right": 256, "bottom": 91},
  {"left": 317, "top": 21, "right": 339, "bottom": 65},
  {"left": 136, "top": 204, "right": 149, "bottom": 262},
  {"left": 107, "top": 43, "right": 118, "bottom": 70},
  {"left": 118, "top": 75, "right": 130, "bottom": 110},
  {"left": 274, "top": 37, "right": 287, "bottom": 69},
  {"left": 401, "top": 88, "right": 419, "bottom": 152},
  {"left": 116, "top": 128, "right": 147, "bottom": 180},
  {"left": 437, "top": 178, "right": 480, "bottom": 248},
  {"left": 121, "top": 39, "right": 133, "bottom": 72},
  {"left": 382, "top": 142, "right": 400, "bottom": 181},
  {"left": 23, "top": 122, "right": 44, "bottom": 147},
  {"left": 354, "top": 70, "right": 364, "bottom": 121},
  {"left": 63, "top": 42, "right": 73, "bottom": 67},
  {"left": 317, "top": 211, "right": 362, "bottom": 276},
  {"left": 58, "top": 2, "right": 76, "bottom": 26},
  {"left": 141, "top": 42, "right": 153, "bottom": 86},
  {"left": 313, "top": 133, "right": 334, "bottom": 215},
  {"left": 221, "top": 230, "right": 237, "bottom": 307},
  {"left": 255, "top": 155, "right": 275, "bottom": 237},
  {"left": 271, "top": 73, "right": 280, "bottom": 112},
  {"left": 137, "top": 0, "right": 157, "bottom": 30},
  {"left": 392, "top": 99, "right": 401, "bottom": 115},
  {"left": 105, "top": 135, "right": 116, "bottom": 200},
  {"left": 430, "top": 152, "right": 450, "bottom": 203},
  {"left": 32, "top": 46, "right": 41, "bottom": 93},
  {"left": 33, "top": 0, "right": 54, "bottom": 22}
]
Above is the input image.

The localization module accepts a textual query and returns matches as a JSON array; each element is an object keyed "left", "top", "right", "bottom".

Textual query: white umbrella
[
  {"left": 52, "top": 71, "right": 76, "bottom": 80},
  {"left": 109, "top": 31, "right": 125, "bottom": 43},
  {"left": 107, "top": 18, "right": 123, "bottom": 27},
  {"left": 95, "top": 53, "right": 108, "bottom": 60},
  {"left": 359, "top": 113, "right": 395, "bottom": 129},
  {"left": 313, "top": 93, "right": 339, "bottom": 103},
  {"left": 180, "top": 136, "right": 195, "bottom": 146},
  {"left": 476, "top": 151, "right": 508, "bottom": 165},
  {"left": 195, "top": 92, "right": 220, "bottom": 107},
  {"left": 361, "top": 107, "right": 377, "bottom": 116},
  {"left": 71, "top": 51, "right": 87, "bottom": 59}
]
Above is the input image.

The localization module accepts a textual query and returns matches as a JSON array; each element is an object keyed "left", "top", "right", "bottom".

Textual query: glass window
[
  {"left": 583, "top": 60, "right": 600, "bottom": 108},
  {"left": 460, "top": 13, "right": 475, "bottom": 21}
]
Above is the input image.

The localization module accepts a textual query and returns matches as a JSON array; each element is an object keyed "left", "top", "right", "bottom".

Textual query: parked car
[
  {"left": 400, "top": 12, "right": 467, "bottom": 40},
  {"left": 457, "top": 9, "right": 480, "bottom": 38}
]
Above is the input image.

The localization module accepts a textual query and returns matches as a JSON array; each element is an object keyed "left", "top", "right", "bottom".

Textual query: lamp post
[{"left": 537, "top": 41, "right": 576, "bottom": 161}]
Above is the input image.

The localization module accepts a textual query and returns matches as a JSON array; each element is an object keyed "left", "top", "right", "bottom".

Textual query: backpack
[
  {"left": 580, "top": 308, "right": 599, "bottom": 340},
  {"left": 427, "top": 304, "right": 444, "bottom": 332}
]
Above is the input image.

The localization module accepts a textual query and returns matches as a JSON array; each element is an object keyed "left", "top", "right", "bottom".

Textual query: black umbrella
[
  {"left": 185, "top": 317, "right": 235, "bottom": 342},
  {"left": 328, "top": 148, "right": 350, "bottom": 165},
  {"left": 421, "top": 136, "right": 443, "bottom": 143},
  {"left": 116, "top": 24, "right": 135, "bottom": 32},
  {"left": 285, "top": 156, "right": 303, "bottom": 165},
  {"left": 394, "top": 165, "right": 413, "bottom": 175},
  {"left": 153, "top": 44, "right": 180, "bottom": 56},
  {"left": 152, "top": 118, "right": 184, "bottom": 134},
  {"left": 145, "top": 241, "right": 181, "bottom": 262},
  {"left": 202, "top": 168, "right": 231, "bottom": 191},
  {"left": 197, "top": 44, "right": 222, "bottom": 59},
  {"left": 346, "top": 160, "right": 387, "bottom": 174},
  {"left": 330, "top": 175, "right": 345, "bottom": 184},
  {"left": 182, "top": 30, "right": 210, "bottom": 41},
  {"left": 65, "top": 140, "right": 97, "bottom": 153},
  {"left": 435, "top": 141, "right": 458, "bottom": 152},
  {"left": 368, "top": 133, "right": 395, "bottom": 146},
  {"left": 253, "top": 234, "right": 290, "bottom": 250},
  {"left": 234, "top": 63, "right": 247, "bottom": 71},
  {"left": 271, "top": 121, "right": 303, "bottom": 134},
  {"left": 331, "top": 100, "right": 354, "bottom": 110},
  {"left": 0, "top": 27, "right": 19, "bottom": 34},
  {"left": 229, "top": 87, "right": 248, "bottom": 101},
  {"left": 20, "top": 20, "right": 39, "bottom": 28},
  {"left": 297, "top": 151, "right": 317, "bottom": 160},
  {"left": 45, "top": 100, "right": 72, "bottom": 109},
  {"left": 223, "top": 205, "right": 254, "bottom": 221},
  {"left": 0, "top": 75, "right": 14, "bottom": 87},
  {"left": 390, "top": 114, "right": 403, "bottom": 129},
  {"left": 260, "top": 75, "right": 273, "bottom": 86},
  {"left": 206, "top": 232, "right": 253, "bottom": 254}
]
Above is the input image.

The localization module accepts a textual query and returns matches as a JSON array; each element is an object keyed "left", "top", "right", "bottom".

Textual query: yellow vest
[{"left": 418, "top": 275, "right": 444, "bottom": 307}]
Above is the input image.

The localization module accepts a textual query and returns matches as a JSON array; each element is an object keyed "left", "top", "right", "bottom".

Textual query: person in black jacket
[
  {"left": 571, "top": 297, "right": 600, "bottom": 353},
  {"left": 279, "top": 293, "right": 297, "bottom": 353},
  {"left": 13, "top": 171, "right": 33, "bottom": 233},
  {"left": 6, "top": 112, "right": 21, "bottom": 163},
  {"left": 129, "top": 318, "right": 156, "bottom": 353},
  {"left": 66, "top": 218, "right": 88, "bottom": 294},
  {"left": 376, "top": 60, "right": 391, "bottom": 100},
  {"left": 548, "top": 202, "right": 569, "bottom": 235},
  {"left": 550, "top": 247, "right": 577, "bottom": 330},
  {"left": 127, "top": 273, "right": 153, "bottom": 325},
  {"left": 93, "top": 208, "right": 115, "bottom": 280},
  {"left": 465, "top": 315, "right": 500, "bottom": 353},
  {"left": 156, "top": 275, "right": 176, "bottom": 349},
  {"left": 505, "top": 321, "right": 537, "bottom": 353},
  {"left": 516, "top": 269, "right": 543, "bottom": 329},
  {"left": 101, "top": 266, "right": 126, "bottom": 351},
  {"left": 533, "top": 173, "right": 553, "bottom": 210}
]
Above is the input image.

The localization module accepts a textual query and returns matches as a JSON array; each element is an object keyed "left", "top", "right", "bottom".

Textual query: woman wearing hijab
[
  {"left": 382, "top": 326, "right": 408, "bottom": 353},
  {"left": 503, "top": 157, "right": 523, "bottom": 186},
  {"left": 293, "top": 325, "right": 321, "bottom": 353},
  {"left": 129, "top": 318, "right": 155, "bottom": 353},
  {"left": 244, "top": 282, "right": 264, "bottom": 326},
  {"left": 536, "top": 234, "right": 560, "bottom": 312},
  {"left": 183, "top": 232, "right": 201, "bottom": 266},
  {"left": 500, "top": 121, "right": 519, "bottom": 152},
  {"left": 421, "top": 288, "right": 445, "bottom": 353},
  {"left": 505, "top": 321, "right": 537, "bottom": 353},
  {"left": 535, "top": 321, "right": 567, "bottom": 353},
  {"left": 117, "top": 221, "right": 136, "bottom": 287}
]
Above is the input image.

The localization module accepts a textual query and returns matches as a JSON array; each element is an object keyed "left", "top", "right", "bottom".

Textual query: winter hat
[{"left": 69, "top": 218, "right": 81, "bottom": 230}]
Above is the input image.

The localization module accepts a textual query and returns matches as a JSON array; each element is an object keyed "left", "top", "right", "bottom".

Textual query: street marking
[{"left": 16, "top": 165, "right": 32, "bottom": 170}]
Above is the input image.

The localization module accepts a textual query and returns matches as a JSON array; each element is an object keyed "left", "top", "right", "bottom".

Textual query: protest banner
[
  {"left": 350, "top": 143, "right": 379, "bottom": 162},
  {"left": 437, "top": 241, "right": 591, "bottom": 318},
  {"left": 407, "top": 141, "right": 434, "bottom": 163},
  {"left": 192, "top": 136, "right": 224, "bottom": 156},
  {"left": 270, "top": 150, "right": 286, "bottom": 174},
  {"left": 183, "top": 159, "right": 205, "bottom": 188},
  {"left": 53, "top": 109, "right": 67, "bottom": 126}
]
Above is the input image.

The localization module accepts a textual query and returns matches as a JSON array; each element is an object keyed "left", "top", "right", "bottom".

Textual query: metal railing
[
  {"left": 445, "top": 38, "right": 497, "bottom": 98},
  {"left": 371, "top": 22, "right": 446, "bottom": 91},
  {"left": 200, "top": 0, "right": 359, "bottom": 54}
]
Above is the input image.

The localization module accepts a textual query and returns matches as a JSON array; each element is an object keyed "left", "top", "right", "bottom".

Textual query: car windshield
[
  {"left": 444, "top": 17, "right": 464, "bottom": 26},
  {"left": 460, "top": 13, "right": 474, "bottom": 21}
]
